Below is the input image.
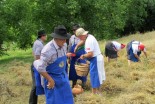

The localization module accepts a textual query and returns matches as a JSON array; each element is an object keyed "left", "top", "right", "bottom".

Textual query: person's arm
[
  {"left": 80, "top": 52, "right": 93, "bottom": 59},
  {"left": 36, "top": 49, "right": 55, "bottom": 89},
  {"left": 74, "top": 40, "right": 85, "bottom": 53},
  {"left": 134, "top": 54, "right": 141, "bottom": 61},
  {"left": 143, "top": 48, "right": 147, "bottom": 58},
  {"left": 133, "top": 48, "right": 140, "bottom": 61},
  {"left": 113, "top": 47, "right": 118, "bottom": 52},
  {"left": 32, "top": 52, "right": 40, "bottom": 60},
  {"left": 40, "top": 72, "right": 55, "bottom": 89},
  {"left": 117, "top": 52, "right": 119, "bottom": 57},
  {"left": 143, "top": 51, "right": 147, "bottom": 58},
  {"left": 34, "top": 44, "right": 43, "bottom": 60},
  {"left": 80, "top": 37, "right": 94, "bottom": 59}
]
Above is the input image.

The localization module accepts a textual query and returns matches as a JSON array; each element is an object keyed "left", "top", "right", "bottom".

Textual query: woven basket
[{"left": 75, "top": 64, "right": 89, "bottom": 77}]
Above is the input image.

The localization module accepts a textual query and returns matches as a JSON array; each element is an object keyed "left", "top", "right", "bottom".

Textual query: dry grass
[
  {"left": 0, "top": 31, "right": 155, "bottom": 104},
  {"left": 75, "top": 92, "right": 107, "bottom": 104},
  {"left": 114, "top": 92, "right": 154, "bottom": 104}
]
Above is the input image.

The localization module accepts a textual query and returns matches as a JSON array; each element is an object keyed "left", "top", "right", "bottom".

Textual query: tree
[
  {"left": 0, "top": 0, "right": 36, "bottom": 52},
  {"left": 1, "top": 0, "right": 155, "bottom": 55}
]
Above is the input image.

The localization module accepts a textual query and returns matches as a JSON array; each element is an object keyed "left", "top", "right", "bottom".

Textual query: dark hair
[
  {"left": 72, "top": 24, "right": 80, "bottom": 31},
  {"left": 37, "top": 30, "right": 46, "bottom": 39}
]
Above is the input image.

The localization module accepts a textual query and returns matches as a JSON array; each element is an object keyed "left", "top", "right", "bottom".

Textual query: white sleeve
[
  {"left": 37, "top": 48, "right": 54, "bottom": 72},
  {"left": 33, "top": 60, "right": 43, "bottom": 71},
  {"left": 85, "top": 39, "right": 94, "bottom": 53},
  {"left": 132, "top": 48, "right": 138, "bottom": 54}
]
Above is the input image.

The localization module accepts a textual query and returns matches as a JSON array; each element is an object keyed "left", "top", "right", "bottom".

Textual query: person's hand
[
  {"left": 47, "top": 78, "right": 55, "bottom": 89},
  {"left": 66, "top": 53, "right": 72, "bottom": 57},
  {"left": 74, "top": 46, "right": 78, "bottom": 53},
  {"left": 80, "top": 55, "right": 84, "bottom": 60},
  {"left": 68, "top": 58, "right": 70, "bottom": 64}
]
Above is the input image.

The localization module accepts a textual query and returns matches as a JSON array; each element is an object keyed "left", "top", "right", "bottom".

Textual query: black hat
[
  {"left": 72, "top": 24, "right": 80, "bottom": 31},
  {"left": 51, "top": 25, "right": 70, "bottom": 39},
  {"left": 38, "top": 30, "right": 46, "bottom": 36}
]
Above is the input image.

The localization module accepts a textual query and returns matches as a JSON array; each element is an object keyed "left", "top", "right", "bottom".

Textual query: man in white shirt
[
  {"left": 105, "top": 41, "right": 125, "bottom": 62},
  {"left": 76, "top": 28, "right": 106, "bottom": 94},
  {"left": 127, "top": 40, "right": 147, "bottom": 65}
]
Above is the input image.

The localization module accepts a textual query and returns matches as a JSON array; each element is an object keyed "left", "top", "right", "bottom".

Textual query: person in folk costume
[
  {"left": 127, "top": 40, "right": 147, "bottom": 66},
  {"left": 75, "top": 28, "right": 106, "bottom": 94},
  {"left": 29, "top": 30, "right": 47, "bottom": 104},
  {"left": 33, "top": 25, "right": 74, "bottom": 104},
  {"left": 68, "top": 24, "right": 87, "bottom": 88},
  {"left": 105, "top": 41, "right": 126, "bottom": 62}
]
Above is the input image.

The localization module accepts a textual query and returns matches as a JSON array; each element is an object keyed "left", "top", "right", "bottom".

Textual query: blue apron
[
  {"left": 69, "top": 44, "right": 87, "bottom": 82},
  {"left": 44, "top": 56, "right": 74, "bottom": 104},
  {"left": 65, "top": 62, "right": 68, "bottom": 74},
  {"left": 128, "top": 46, "right": 141, "bottom": 62},
  {"left": 88, "top": 56, "right": 100, "bottom": 88},
  {"left": 33, "top": 66, "right": 45, "bottom": 95}
]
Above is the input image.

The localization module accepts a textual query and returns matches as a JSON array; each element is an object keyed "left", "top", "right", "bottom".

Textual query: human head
[
  {"left": 38, "top": 30, "right": 47, "bottom": 42},
  {"left": 72, "top": 24, "right": 80, "bottom": 35},
  {"left": 76, "top": 28, "right": 89, "bottom": 40},
  {"left": 138, "top": 44, "right": 145, "bottom": 51},
  {"left": 51, "top": 25, "right": 70, "bottom": 47}
]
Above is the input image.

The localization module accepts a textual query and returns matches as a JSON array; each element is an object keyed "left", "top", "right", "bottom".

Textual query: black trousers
[{"left": 29, "top": 64, "right": 38, "bottom": 104}]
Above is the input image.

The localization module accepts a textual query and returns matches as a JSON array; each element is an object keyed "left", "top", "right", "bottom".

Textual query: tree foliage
[{"left": 0, "top": 0, "right": 155, "bottom": 54}]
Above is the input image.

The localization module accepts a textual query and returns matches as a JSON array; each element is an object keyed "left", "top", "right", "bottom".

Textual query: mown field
[{"left": 0, "top": 32, "right": 155, "bottom": 104}]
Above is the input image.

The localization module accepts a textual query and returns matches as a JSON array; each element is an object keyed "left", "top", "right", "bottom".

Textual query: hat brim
[
  {"left": 51, "top": 33, "right": 71, "bottom": 39},
  {"left": 82, "top": 31, "right": 89, "bottom": 35}
]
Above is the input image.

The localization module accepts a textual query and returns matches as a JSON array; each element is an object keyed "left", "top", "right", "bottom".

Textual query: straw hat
[{"left": 76, "top": 28, "right": 89, "bottom": 36}]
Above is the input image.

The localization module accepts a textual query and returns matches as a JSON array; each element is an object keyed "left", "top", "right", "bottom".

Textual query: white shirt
[
  {"left": 68, "top": 35, "right": 80, "bottom": 52},
  {"left": 85, "top": 34, "right": 101, "bottom": 57},
  {"left": 132, "top": 41, "right": 146, "bottom": 54},
  {"left": 112, "top": 41, "right": 121, "bottom": 50}
]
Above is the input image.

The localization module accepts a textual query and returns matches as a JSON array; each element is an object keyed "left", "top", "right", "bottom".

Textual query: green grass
[
  {"left": 0, "top": 49, "right": 33, "bottom": 63},
  {"left": 0, "top": 49, "right": 33, "bottom": 72}
]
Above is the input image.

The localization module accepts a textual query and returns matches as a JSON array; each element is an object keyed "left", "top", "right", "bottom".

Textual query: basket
[{"left": 75, "top": 63, "right": 89, "bottom": 77}]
